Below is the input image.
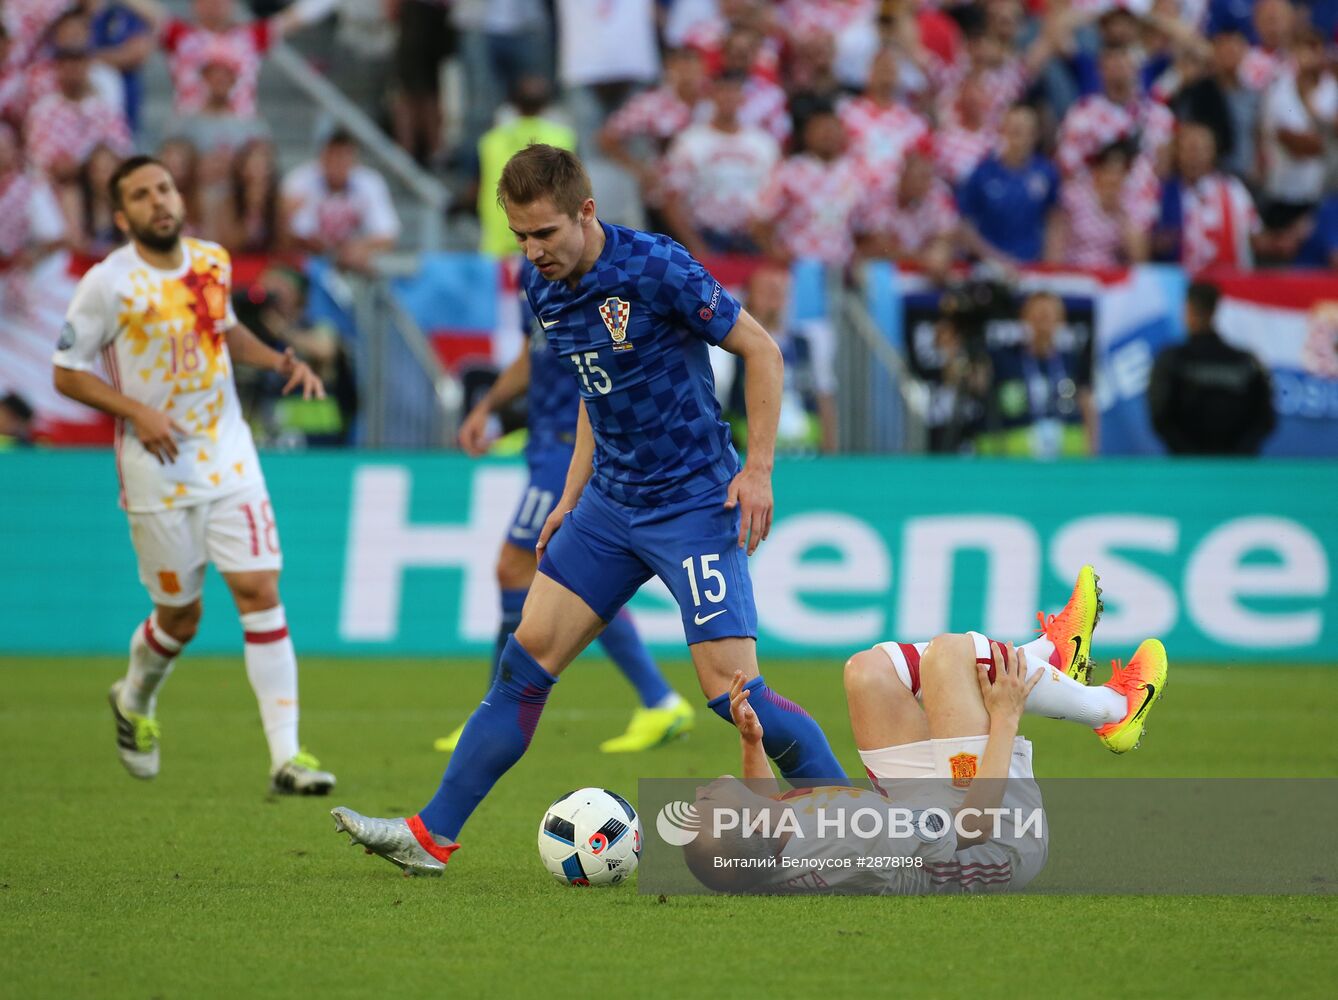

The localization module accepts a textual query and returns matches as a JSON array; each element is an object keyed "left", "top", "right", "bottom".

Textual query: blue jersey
[
  {"left": 959, "top": 154, "right": 1059, "bottom": 263},
  {"left": 520, "top": 223, "right": 743, "bottom": 507},
  {"left": 519, "top": 296, "right": 580, "bottom": 454}
]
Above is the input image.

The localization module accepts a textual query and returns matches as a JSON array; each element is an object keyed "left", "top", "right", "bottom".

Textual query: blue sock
[
  {"left": 419, "top": 636, "right": 556, "bottom": 840},
  {"left": 597, "top": 610, "right": 673, "bottom": 708},
  {"left": 707, "top": 675, "right": 847, "bottom": 784},
  {"left": 488, "top": 588, "right": 528, "bottom": 687}
]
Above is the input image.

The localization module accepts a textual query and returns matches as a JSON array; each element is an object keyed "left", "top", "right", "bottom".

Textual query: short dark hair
[
  {"left": 1187, "top": 281, "right": 1220, "bottom": 318},
  {"left": 497, "top": 144, "right": 592, "bottom": 218},
  {"left": 108, "top": 154, "right": 166, "bottom": 210},
  {"left": 325, "top": 127, "right": 357, "bottom": 149},
  {"left": 0, "top": 392, "right": 33, "bottom": 422}
]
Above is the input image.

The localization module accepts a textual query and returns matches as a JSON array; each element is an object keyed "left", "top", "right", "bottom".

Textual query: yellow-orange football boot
[
  {"left": 1095, "top": 638, "right": 1168, "bottom": 754},
  {"left": 1036, "top": 564, "right": 1103, "bottom": 684}
]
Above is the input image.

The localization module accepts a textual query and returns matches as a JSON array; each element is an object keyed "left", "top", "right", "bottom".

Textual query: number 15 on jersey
[{"left": 571, "top": 351, "right": 611, "bottom": 395}]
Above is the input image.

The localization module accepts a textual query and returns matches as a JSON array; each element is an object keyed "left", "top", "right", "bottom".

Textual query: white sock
[
  {"left": 652, "top": 692, "right": 684, "bottom": 711},
  {"left": 1020, "top": 656, "right": 1126, "bottom": 728},
  {"left": 1011, "top": 634, "right": 1124, "bottom": 727},
  {"left": 122, "top": 613, "right": 182, "bottom": 715},
  {"left": 240, "top": 605, "right": 300, "bottom": 769}
]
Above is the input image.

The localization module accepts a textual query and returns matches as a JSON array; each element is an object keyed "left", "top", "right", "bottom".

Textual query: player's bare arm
[
  {"left": 459, "top": 350, "right": 532, "bottom": 456},
  {"left": 719, "top": 308, "right": 782, "bottom": 555},
  {"left": 224, "top": 324, "right": 325, "bottom": 400},
  {"left": 727, "top": 670, "right": 776, "bottom": 784},
  {"left": 956, "top": 643, "right": 1041, "bottom": 847},
  {"left": 52, "top": 366, "right": 185, "bottom": 464},
  {"left": 535, "top": 398, "right": 595, "bottom": 558}
]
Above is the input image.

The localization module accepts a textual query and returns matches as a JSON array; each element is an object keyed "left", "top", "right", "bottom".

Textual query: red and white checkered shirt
[
  {"left": 1057, "top": 94, "right": 1174, "bottom": 177},
  {"left": 663, "top": 123, "right": 781, "bottom": 235},
  {"left": 604, "top": 85, "right": 696, "bottom": 146},
  {"left": 929, "top": 55, "right": 1030, "bottom": 130},
  {"left": 1059, "top": 176, "right": 1154, "bottom": 269},
  {"left": 854, "top": 175, "right": 958, "bottom": 255},
  {"left": 1239, "top": 46, "right": 1286, "bottom": 93},
  {"left": 934, "top": 123, "right": 996, "bottom": 187},
  {"left": 838, "top": 97, "right": 929, "bottom": 175},
  {"left": 161, "top": 18, "right": 273, "bottom": 117},
  {"left": 2, "top": 0, "right": 71, "bottom": 66},
  {"left": 1180, "top": 173, "right": 1259, "bottom": 274},
  {"left": 1057, "top": 93, "right": 1171, "bottom": 225},
  {"left": 776, "top": 0, "right": 875, "bottom": 39},
  {"left": 755, "top": 153, "right": 866, "bottom": 265},
  {"left": 23, "top": 90, "right": 132, "bottom": 174},
  {"left": 740, "top": 76, "right": 792, "bottom": 145}
]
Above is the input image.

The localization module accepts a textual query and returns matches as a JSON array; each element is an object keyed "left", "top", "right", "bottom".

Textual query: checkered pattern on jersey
[
  {"left": 755, "top": 153, "right": 867, "bottom": 265},
  {"left": 855, "top": 176, "right": 959, "bottom": 254},
  {"left": 521, "top": 224, "right": 742, "bottom": 507},
  {"left": 24, "top": 91, "right": 132, "bottom": 173},
  {"left": 521, "top": 298, "right": 581, "bottom": 451},
  {"left": 839, "top": 98, "right": 930, "bottom": 175},
  {"left": 161, "top": 18, "right": 272, "bottom": 117}
]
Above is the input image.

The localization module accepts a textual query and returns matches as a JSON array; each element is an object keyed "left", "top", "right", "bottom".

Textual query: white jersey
[
  {"left": 751, "top": 787, "right": 956, "bottom": 895},
  {"left": 52, "top": 238, "right": 263, "bottom": 513}
]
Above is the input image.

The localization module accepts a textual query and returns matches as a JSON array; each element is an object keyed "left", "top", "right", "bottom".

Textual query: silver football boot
[
  {"left": 109, "top": 680, "right": 160, "bottom": 779},
  {"left": 331, "top": 807, "right": 446, "bottom": 877},
  {"left": 270, "top": 751, "right": 337, "bottom": 795}
]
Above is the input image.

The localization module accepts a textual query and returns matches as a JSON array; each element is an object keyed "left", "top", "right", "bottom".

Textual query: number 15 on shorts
[{"left": 682, "top": 554, "right": 727, "bottom": 624}]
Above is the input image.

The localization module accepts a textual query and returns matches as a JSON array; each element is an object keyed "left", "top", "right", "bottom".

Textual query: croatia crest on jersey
[
  {"left": 599, "top": 297, "right": 634, "bottom": 352},
  {"left": 949, "top": 752, "right": 978, "bottom": 789}
]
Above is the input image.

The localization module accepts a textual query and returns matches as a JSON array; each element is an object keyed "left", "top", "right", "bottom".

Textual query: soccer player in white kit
[
  {"left": 52, "top": 155, "right": 336, "bottom": 794},
  {"left": 686, "top": 567, "right": 1168, "bottom": 894}
]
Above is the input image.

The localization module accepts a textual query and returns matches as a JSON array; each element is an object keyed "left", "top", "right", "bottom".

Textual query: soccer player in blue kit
[
  {"left": 433, "top": 284, "right": 696, "bottom": 755},
  {"left": 332, "top": 144, "right": 847, "bottom": 876}
]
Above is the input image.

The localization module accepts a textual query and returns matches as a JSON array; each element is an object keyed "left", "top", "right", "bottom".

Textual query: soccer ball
[{"left": 538, "top": 787, "right": 642, "bottom": 887}]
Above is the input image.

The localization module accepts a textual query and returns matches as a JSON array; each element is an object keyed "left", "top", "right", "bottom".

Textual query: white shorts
[
  {"left": 127, "top": 482, "right": 283, "bottom": 606},
  {"left": 873, "top": 631, "right": 995, "bottom": 697},
  {"left": 859, "top": 734, "right": 1048, "bottom": 894}
]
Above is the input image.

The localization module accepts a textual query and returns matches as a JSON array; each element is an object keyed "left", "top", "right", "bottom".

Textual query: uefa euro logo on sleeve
[{"left": 599, "top": 297, "right": 634, "bottom": 352}]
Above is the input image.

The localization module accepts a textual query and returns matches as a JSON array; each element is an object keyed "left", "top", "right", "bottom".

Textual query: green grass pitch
[{"left": 2, "top": 656, "right": 1335, "bottom": 999}]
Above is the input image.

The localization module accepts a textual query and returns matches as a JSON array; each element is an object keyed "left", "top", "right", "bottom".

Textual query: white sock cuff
[
  {"left": 145, "top": 613, "right": 184, "bottom": 655},
  {"left": 241, "top": 604, "right": 287, "bottom": 640}
]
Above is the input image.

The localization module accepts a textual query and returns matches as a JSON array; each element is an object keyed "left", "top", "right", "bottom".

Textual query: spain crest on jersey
[
  {"left": 948, "top": 752, "right": 978, "bottom": 789},
  {"left": 599, "top": 297, "right": 634, "bottom": 351}
]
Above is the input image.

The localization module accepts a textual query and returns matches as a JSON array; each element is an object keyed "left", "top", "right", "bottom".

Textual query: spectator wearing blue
[
  {"left": 85, "top": 1, "right": 153, "bottom": 135},
  {"left": 1296, "top": 195, "right": 1338, "bottom": 268},
  {"left": 958, "top": 104, "right": 1061, "bottom": 266}
]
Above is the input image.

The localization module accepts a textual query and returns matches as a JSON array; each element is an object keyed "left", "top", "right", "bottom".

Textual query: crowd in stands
[{"left": 1, "top": 0, "right": 1332, "bottom": 455}]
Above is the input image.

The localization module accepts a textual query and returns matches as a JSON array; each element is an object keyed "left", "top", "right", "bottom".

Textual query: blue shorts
[
  {"left": 538, "top": 482, "right": 758, "bottom": 645},
  {"left": 506, "top": 446, "right": 572, "bottom": 550}
]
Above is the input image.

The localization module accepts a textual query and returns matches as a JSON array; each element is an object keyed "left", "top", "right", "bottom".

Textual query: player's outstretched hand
[
  {"left": 278, "top": 348, "right": 326, "bottom": 400},
  {"left": 977, "top": 642, "right": 1041, "bottom": 724},
  {"left": 724, "top": 465, "right": 773, "bottom": 556},
  {"left": 728, "top": 670, "right": 764, "bottom": 745},
  {"left": 458, "top": 401, "right": 492, "bottom": 456},
  {"left": 132, "top": 405, "right": 185, "bottom": 464}
]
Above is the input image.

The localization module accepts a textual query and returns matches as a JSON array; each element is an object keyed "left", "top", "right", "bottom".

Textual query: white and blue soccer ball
[{"left": 538, "top": 787, "right": 642, "bottom": 887}]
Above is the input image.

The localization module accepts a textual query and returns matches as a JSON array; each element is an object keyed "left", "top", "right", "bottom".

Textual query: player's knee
[
  {"left": 920, "top": 633, "right": 975, "bottom": 677},
  {"left": 844, "top": 649, "right": 895, "bottom": 701},
  {"left": 230, "top": 573, "right": 280, "bottom": 612},
  {"left": 157, "top": 600, "right": 202, "bottom": 644},
  {"left": 495, "top": 545, "right": 536, "bottom": 591}
]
